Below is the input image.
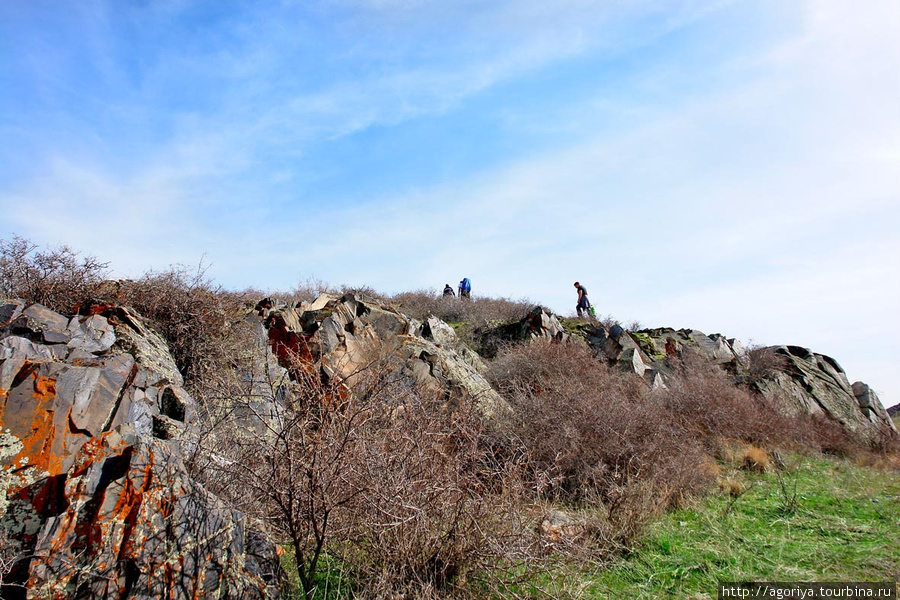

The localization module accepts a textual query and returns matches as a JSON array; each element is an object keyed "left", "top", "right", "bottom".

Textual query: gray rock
[
  {"left": 0, "top": 301, "right": 25, "bottom": 327},
  {"left": 422, "top": 315, "right": 458, "bottom": 347},
  {"left": 262, "top": 294, "right": 508, "bottom": 418},
  {"left": 0, "top": 335, "right": 55, "bottom": 363},
  {"left": 0, "top": 302, "right": 279, "bottom": 598},
  {"left": 618, "top": 347, "right": 648, "bottom": 377},
  {"left": 752, "top": 346, "right": 896, "bottom": 441},
  {"left": 12, "top": 303, "right": 70, "bottom": 338},
  {"left": 67, "top": 314, "right": 116, "bottom": 353},
  {"left": 852, "top": 382, "right": 897, "bottom": 432}
]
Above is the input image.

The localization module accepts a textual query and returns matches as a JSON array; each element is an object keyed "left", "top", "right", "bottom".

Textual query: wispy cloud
[{"left": 1, "top": 0, "right": 897, "bottom": 405}]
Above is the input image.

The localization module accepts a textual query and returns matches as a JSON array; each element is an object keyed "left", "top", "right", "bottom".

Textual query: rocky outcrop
[
  {"left": 751, "top": 347, "right": 896, "bottom": 441},
  {"left": 470, "top": 307, "right": 569, "bottom": 359},
  {"left": 0, "top": 300, "right": 279, "bottom": 599},
  {"left": 258, "top": 294, "right": 507, "bottom": 417},
  {"left": 570, "top": 321, "right": 894, "bottom": 442}
]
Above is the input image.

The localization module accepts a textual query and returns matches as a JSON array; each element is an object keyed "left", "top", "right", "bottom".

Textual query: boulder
[
  {"left": 851, "top": 382, "right": 896, "bottom": 432},
  {"left": 629, "top": 327, "right": 748, "bottom": 368},
  {"left": 421, "top": 315, "right": 458, "bottom": 347},
  {"left": 0, "top": 302, "right": 280, "bottom": 599}
]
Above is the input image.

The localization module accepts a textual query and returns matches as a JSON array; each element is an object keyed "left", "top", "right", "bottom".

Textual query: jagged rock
[
  {"left": 618, "top": 347, "right": 648, "bottom": 377},
  {"left": 644, "top": 368, "right": 666, "bottom": 390},
  {"left": 11, "top": 304, "right": 70, "bottom": 343},
  {"left": 578, "top": 323, "right": 654, "bottom": 374},
  {"left": 572, "top": 322, "right": 893, "bottom": 441},
  {"left": 12, "top": 429, "right": 280, "bottom": 599},
  {"left": 259, "top": 294, "right": 508, "bottom": 417},
  {"left": 520, "top": 307, "right": 569, "bottom": 343},
  {"left": 471, "top": 306, "right": 569, "bottom": 359},
  {"left": 630, "top": 327, "right": 748, "bottom": 367},
  {"left": 0, "top": 302, "right": 280, "bottom": 599},
  {"left": 852, "top": 382, "right": 896, "bottom": 432},
  {"left": 421, "top": 315, "right": 458, "bottom": 347},
  {"left": 67, "top": 314, "right": 116, "bottom": 353},
  {"left": 751, "top": 346, "right": 896, "bottom": 441}
]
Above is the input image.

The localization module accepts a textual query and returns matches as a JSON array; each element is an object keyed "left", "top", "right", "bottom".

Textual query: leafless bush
[
  {"left": 114, "top": 263, "right": 253, "bottom": 390},
  {"left": 662, "top": 350, "right": 811, "bottom": 450},
  {"left": 488, "top": 341, "right": 712, "bottom": 548},
  {"left": 808, "top": 414, "right": 859, "bottom": 458},
  {"left": 195, "top": 337, "right": 534, "bottom": 599},
  {"left": 0, "top": 235, "right": 108, "bottom": 312},
  {"left": 389, "top": 289, "right": 533, "bottom": 326},
  {"left": 746, "top": 345, "right": 789, "bottom": 382}
]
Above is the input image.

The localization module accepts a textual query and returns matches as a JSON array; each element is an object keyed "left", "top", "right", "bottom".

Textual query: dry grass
[
  {"left": 718, "top": 477, "right": 746, "bottom": 498},
  {"left": 741, "top": 446, "right": 771, "bottom": 473}
]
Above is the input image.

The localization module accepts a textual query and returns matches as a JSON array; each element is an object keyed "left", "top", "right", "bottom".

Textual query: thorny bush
[
  {"left": 195, "top": 338, "right": 534, "bottom": 599},
  {"left": 488, "top": 341, "right": 713, "bottom": 548},
  {"left": 0, "top": 235, "right": 108, "bottom": 312}
]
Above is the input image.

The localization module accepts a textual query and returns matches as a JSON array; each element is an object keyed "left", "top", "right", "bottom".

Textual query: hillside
[{"left": 1, "top": 239, "right": 898, "bottom": 599}]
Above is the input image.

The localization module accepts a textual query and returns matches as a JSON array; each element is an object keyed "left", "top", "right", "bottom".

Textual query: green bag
[{"left": 589, "top": 306, "right": 596, "bottom": 317}]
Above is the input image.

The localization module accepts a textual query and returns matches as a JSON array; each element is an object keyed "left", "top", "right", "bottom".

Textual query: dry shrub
[
  {"left": 114, "top": 264, "right": 253, "bottom": 390},
  {"left": 718, "top": 477, "right": 746, "bottom": 498},
  {"left": 0, "top": 235, "right": 108, "bottom": 312},
  {"left": 746, "top": 345, "right": 789, "bottom": 382},
  {"left": 338, "top": 393, "right": 522, "bottom": 598},
  {"left": 741, "top": 446, "right": 771, "bottom": 473},
  {"left": 488, "top": 341, "right": 713, "bottom": 548},
  {"left": 196, "top": 337, "right": 531, "bottom": 599},
  {"left": 808, "top": 414, "right": 860, "bottom": 458},
  {"left": 389, "top": 289, "right": 533, "bottom": 326},
  {"left": 662, "top": 351, "right": 813, "bottom": 451}
]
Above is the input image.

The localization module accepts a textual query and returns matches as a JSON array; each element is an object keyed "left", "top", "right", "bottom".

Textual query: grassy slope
[{"left": 583, "top": 455, "right": 900, "bottom": 599}]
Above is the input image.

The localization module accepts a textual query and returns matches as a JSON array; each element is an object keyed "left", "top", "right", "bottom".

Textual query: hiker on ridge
[
  {"left": 458, "top": 277, "right": 471, "bottom": 299},
  {"left": 574, "top": 281, "right": 591, "bottom": 318},
  {"left": 443, "top": 284, "right": 455, "bottom": 297}
]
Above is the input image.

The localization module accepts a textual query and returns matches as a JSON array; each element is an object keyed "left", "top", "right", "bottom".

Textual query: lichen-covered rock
[
  {"left": 12, "top": 429, "right": 279, "bottom": 600},
  {"left": 628, "top": 327, "right": 748, "bottom": 368},
  {"left": 0, "top": 301, "right": 280, "bottom": 599},
  {"left": 259, "top": 294, "right": 507, "bottom": 417}
]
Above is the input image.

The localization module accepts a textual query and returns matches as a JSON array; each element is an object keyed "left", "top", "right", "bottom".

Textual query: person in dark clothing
[
  {"left": 574, "top": 281, "right": 591, "bottom": 318},
  {"left": 443, "top": 284, "right": 455, "bottom": 297}
]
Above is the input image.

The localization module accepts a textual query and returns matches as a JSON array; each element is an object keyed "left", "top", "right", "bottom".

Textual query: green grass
[
  {"left": 276, "top": 455, "right": 899, "bottom": 599},
  {"left": 581, "top": 455, "right": 900, "bottom": 599}
]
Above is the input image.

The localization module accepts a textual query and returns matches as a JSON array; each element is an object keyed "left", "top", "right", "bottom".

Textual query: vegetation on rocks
[{"left": 1, "top": 236, "right": 897, "bottom": 599}]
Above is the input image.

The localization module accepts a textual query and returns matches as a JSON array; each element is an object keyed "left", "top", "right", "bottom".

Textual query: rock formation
[
  {"left": 751, "top": 347, "right": 896, "bottom": 441},
  {"left": 257, "top": 293, "right": 507, "bottom": 417},
  {"left": 0, "top": 300, "right": 279, "bottom": 599},
  {"left": 574, "top": 321, "right": 895, "bottom": 442},
  {"left": 0, "top": 289, "right": 895, "bottom": 598}
]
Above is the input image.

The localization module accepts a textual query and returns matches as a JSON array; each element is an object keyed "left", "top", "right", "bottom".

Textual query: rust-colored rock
[{"left": 0, "top": 302, "right": 280, "bottom": 599}]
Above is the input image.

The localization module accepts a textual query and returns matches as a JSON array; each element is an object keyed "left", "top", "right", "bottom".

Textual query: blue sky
[{"left": 2, "top": 0, "right": 898, "bottom": 408}]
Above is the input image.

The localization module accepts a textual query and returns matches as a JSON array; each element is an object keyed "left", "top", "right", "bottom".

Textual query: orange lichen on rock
[
  {"left": 33, "top": 375, "right": 57, "bottom": 401},
  {"left": 7, "top": 373, "right": 64, "bottom": 478}
]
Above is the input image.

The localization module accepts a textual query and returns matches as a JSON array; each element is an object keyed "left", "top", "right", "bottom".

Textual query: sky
[{"left": 1, "top": 0, "right": 898, "bottom": 408}]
